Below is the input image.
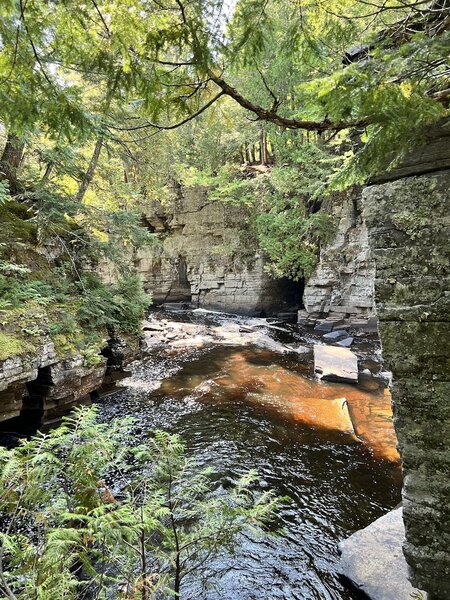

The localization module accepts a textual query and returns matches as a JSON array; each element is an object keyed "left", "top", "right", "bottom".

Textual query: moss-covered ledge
[{"left": 362, "top": 168, "right": 450, "bottom": 599}]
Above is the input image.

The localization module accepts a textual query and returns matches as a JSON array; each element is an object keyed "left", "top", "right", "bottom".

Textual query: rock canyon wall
[
  {"left": 134, "top": 186, "right": 302, "bottom": 315},
  {"left": 303, "top": 189, "right": 376, "bottom": 320},
  {"left": 362, "top": 122, "right": 450, "bottom": 599},
  {"left": 0, "top": 327, "right": 136, "bottom": 430}
]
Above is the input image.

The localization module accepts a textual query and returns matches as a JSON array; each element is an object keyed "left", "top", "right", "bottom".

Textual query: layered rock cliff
[
  {"left": 362, "top": 122, "right": 450, "bottom": 599},
  {"left": 0, "top": 330, "right": 136, "bottom": 430},
  {"left": 303, "top": 189, "right": 376, "bottom": 319},
  {"left": 135, "top": 186, "right": 302, "bottom": 315}
]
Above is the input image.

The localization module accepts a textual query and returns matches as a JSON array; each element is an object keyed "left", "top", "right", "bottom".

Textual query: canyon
[{"left": 0, "top": 122, "right": 449, "bottom": 599}]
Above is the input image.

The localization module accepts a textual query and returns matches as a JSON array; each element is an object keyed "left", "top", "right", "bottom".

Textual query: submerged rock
[
  {"left": 291, "top": 396, "right": 355, "bottom": 434},
  {"left": 314, "top": 345, "right": 358, "bottom": 383},
  {"left": 339, "top": 507, "right": 425, "bottom": 600}
]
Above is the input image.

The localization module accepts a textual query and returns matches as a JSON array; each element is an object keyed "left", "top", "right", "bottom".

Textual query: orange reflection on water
[{"left": 207, "top": 351, "right": 400, "bottom": 463}]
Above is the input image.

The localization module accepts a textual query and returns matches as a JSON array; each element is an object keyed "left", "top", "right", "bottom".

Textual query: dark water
[{"left": 96, "top": 313, "right": 402, "bottom": 600}]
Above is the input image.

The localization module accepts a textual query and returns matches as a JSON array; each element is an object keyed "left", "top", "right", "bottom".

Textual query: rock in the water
[
  {"left": 292, "top": 397, "right": 355, "bottom": 434},
  {"left": 290, "top": 345, "right": 310, "bottom": 354},
  {"left": 276, "top": 311, "right": 298, "bottom": 322},
  {"left": 337, "top": 337, "right": 354, "bottom": 347},
  {"left": 314, "top": 345, "right": 358, "bottom": 382},
  {"left": 163, "top": 302, "right": 191, "bottom": 311},
  {"left": 142, "top": 320, "right": 164, "bottom": 331},
  {"left": 323, "top": 330, "right": 349, "bottom": 341},
  {"left": 314, "top": 321, "right": 334, "bottom": 333},
  {"left": 339, "top": 507, "right": 425, "bottom": 600}
]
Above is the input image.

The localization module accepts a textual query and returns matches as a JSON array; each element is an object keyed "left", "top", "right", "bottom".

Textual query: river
[{"left": 96, "top": 308, "right": 402, "bottom": 599}]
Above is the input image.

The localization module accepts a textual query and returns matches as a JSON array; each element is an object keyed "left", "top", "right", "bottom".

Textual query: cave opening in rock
[
  {"left": 164, "top": 255, "right": 192, "bottom": 303},
  {"left": 0, "top": 366, "right": 53, "bottom": 442},
  {"left": 264, "top": 276, "right": 305, "bottom": 316},
  {"left": 20, "top": 366, "right": 53, "bottom": 429}
]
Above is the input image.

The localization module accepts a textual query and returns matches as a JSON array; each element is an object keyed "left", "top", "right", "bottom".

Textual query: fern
[{"left": 0, "top": 406, "right": 282, "bottom": 599}]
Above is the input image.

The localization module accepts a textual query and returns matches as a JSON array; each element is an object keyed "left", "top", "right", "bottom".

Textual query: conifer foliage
[{"left": 0, "top": 407, "right": 281, "bottom": 599}]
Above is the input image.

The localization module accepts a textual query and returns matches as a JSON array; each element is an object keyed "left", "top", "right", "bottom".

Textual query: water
[{"left": 96, "top": 310, "right": 402, "bottom": 599}]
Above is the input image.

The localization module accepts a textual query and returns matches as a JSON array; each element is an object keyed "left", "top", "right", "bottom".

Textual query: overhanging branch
[
  {"left": 207, "top": 71, "right": 367, "bottom": 131},
  {"left": 105, "top": 91, "right": 225, "bottom": 132}
]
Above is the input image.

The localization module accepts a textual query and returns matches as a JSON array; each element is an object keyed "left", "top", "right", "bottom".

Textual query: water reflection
[
  {"left": 97, "top": 328, "right": 402, "bottom": 599},
  {"left": 154, "top": 348, "right": 399, "bottom": 462}
]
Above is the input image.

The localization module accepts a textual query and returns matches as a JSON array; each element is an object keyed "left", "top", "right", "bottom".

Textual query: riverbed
[{"left": 96, "top": 308, "right": 402, "bottom": 599}]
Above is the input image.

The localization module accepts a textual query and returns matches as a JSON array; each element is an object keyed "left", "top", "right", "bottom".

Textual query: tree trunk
[
  {"left": 260, "top": 129, "right": 269, "bottom": 165},
  {"left": 0, "top": 134, "right": 25, "bottom": 194},
  {"left": 244, "top": 143, "right": 251, "bottom": 163},
  {"left": 41, "top": 162, "right": 53, "bottom": 183},
  {"left": 76, "top": 137, "right": 103, "bottom": 202}
]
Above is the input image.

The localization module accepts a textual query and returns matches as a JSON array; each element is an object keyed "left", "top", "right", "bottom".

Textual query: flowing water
[{"left": 96, "top": 309, "right": 402, "bottom": 600}]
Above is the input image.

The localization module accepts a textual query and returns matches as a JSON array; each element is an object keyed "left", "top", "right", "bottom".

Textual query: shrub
[{"left": 77, "top": 273, "right": 151, "bottom": 335}]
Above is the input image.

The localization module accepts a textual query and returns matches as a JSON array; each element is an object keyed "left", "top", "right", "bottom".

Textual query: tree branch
[
  {"left": 256, "top": 66, "right": 281, "bottom": 112},
  {"left": 106, "top": 91, "right": 225, "bottom": 132},
  {"left": 19, "top": 0, "right": 54, "bottom": 89},
  {"left": 207, "top": 71, "right": 367, "bottom": 131}
]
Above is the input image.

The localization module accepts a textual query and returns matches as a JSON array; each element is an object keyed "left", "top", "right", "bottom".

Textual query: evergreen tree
[{"left": 0, "top": 406, "right": 281, "bottom": 599}]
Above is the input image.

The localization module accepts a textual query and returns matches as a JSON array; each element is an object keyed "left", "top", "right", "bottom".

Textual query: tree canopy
[{"left": 1, "top": 0, "right": 448, "bottom": 177}]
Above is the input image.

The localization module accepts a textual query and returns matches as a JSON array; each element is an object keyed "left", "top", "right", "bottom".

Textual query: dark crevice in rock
[{"left": 368, "top": 163, "right": 450, "bottom": 185}]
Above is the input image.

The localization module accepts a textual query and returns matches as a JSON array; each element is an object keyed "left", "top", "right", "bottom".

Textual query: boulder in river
[
  {"left": 323, "top": 330, "right": 349, "bottom": 341},
  {"left": 314, "top": 345, "right": 358, "bottom": 383},
  {"left": 339, "top": 507, "right": 425, "bottom": 600},
  {"left": 337, "top": 337, "right": 354, "bottom": 347},
  {"left": 314, "top": 320, "right": 334, "bottom": 333}
]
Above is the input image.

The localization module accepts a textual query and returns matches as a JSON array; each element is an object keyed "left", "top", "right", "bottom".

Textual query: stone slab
[
  {"left": 339, "top": 507, "right": 426, "bottom": 600},
  {"left": 337, "top": 337, "right": 354, "bottom": 347},
  {"left": 323, "top": 330, "right": 349, "bottom": 341},
  {"left": 314, "top": 321, "right": 334, "bottom": 333},
  {"left": 314, "top": 345, "right": 358, "bottom": 382}
]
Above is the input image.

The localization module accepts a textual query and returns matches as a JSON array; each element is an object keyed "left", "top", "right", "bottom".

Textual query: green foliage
[
  {"left": 0, "top": 243, "right": 149, "bottom": 365},
  {"left": 0, "top": 275, "right": 58, "bottom": 307},
  {"left": 0, "top": 0, "right": 447, "bottom": 360},
  {"left": 0, "top": 180, "right": 9, "bottom": 204},
  {"left": 256, "top": 206, "right": 333, "bottom": 280},
  {"left": 77, "top": 273, "right": 151, "bottom": 335},
  {"left": 0, "top": 406, "right": 281, "bottom": 599},
  {"left": 204, "top": 142, "right": 337, "bottom": 279},
  {"left": 0, "top": 332, "right": 33, "bottom": 361}
]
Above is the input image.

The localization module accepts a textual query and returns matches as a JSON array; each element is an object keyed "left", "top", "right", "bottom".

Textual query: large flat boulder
[
  {"left": 339, "top": 507, "right": 425, "bottom": 600},
  {"left": 314, "top": 345, "right": 358, "bottom": 382}
]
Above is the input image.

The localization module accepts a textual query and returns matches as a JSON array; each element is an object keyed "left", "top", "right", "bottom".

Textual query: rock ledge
[{"left": 339, "top": 507, "right": 426, "bottom": 600}]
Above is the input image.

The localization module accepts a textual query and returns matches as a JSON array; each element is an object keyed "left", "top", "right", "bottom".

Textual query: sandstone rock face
[
  {"left": 0, "top": 332, "right": 138, "bottom": 426},
  {"left": 303, "top": 189, "right": 376, "bottom": 318},
  {"left": 135, "top": 186, "right": 301, "bottom": 315},
  {"left": 0, "top": 342, "right": 107, "bottom": 426},
  {"left": 23, "top": 356, "right": 108, "bottom": 424},
  {"left": 0, "top": 340, "right": 57, "bottom": 422},
  {"left": 362, "top": 124, "right": 450, "bottom": 599}
]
